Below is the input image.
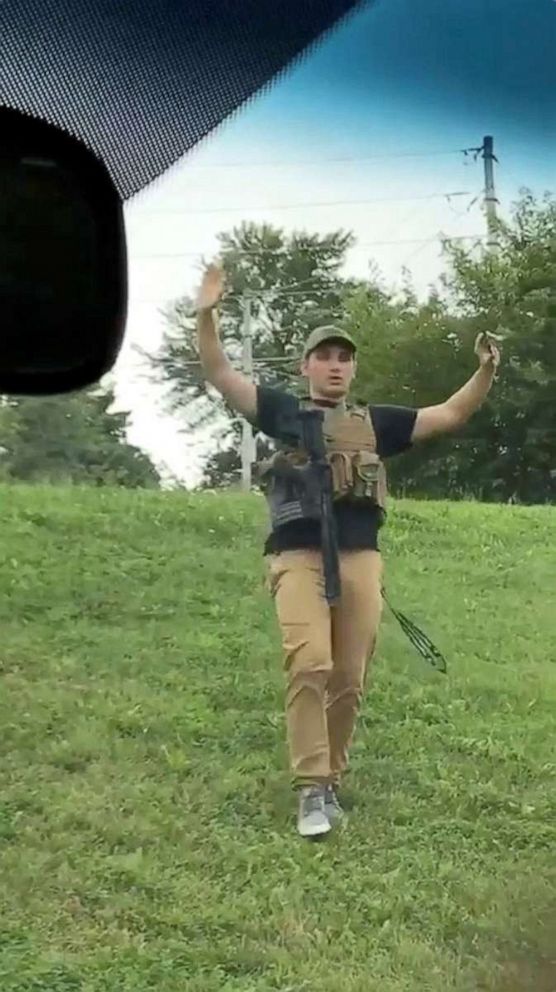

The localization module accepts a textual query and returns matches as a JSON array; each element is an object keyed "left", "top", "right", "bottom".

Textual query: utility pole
[
  {"left": 240, "top": 293, "right": 255, "bottom": 491},
  {"left": 482, "top": 135, "right": 499, "bottom": 251}
]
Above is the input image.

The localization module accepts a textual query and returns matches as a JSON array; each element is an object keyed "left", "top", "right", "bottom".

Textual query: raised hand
[
  {"left": 196, "top": 263, "right": 225, "bottom": 312},
  {"left": 474, "top": 332, "right": 501, "bottom": 373}
]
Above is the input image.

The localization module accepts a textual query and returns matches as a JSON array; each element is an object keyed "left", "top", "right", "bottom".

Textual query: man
[{"left": 195, "top": 263, "right": 500, "bottom": 839}]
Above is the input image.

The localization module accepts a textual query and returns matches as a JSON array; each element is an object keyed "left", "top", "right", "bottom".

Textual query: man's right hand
[
  {"left": 196, "top": 263, "right": 225, "bottom": 312},
  {"left": 194, "top": 261, "right": 257, "bottom": 421}
]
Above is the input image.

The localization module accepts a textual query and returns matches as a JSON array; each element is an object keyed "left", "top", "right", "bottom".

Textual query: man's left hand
[{"left": 474, "top": 332, "right": 501, "bottom": 373}]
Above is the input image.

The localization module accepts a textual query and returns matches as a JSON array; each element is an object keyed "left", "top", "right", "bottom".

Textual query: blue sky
[
  {"left": 119, "top": 0, "right": 556, "bottom": 484},
  {"left": 218, "top": 0, "right": 554, "bottom": 189},
  {"left": 294, "top": 0, "right": 554, "bottom": 146}
]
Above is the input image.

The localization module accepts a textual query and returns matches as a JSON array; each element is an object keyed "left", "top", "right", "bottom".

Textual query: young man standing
[{"left": 195, "top": 264, "right": 500, "bottom": 839}]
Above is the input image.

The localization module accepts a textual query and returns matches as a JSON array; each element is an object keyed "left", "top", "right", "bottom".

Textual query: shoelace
[
  {"left": 324, "top": 786, "right": 341, "bottom": 809},
  {"left": 303, "top": 789, "right": 325, "bottom": 814}
]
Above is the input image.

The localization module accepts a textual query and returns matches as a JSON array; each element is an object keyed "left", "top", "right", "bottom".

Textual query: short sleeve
[
  {"left": 255, "top": 386, "right": 300, "bottom": 440},
  {"left": 370, "top": 404, "right": 418, "bottom": 459}
]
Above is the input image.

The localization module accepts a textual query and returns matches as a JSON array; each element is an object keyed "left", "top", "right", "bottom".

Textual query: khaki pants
[{"left": 266, "top": 549, "right": 383, "bottom": 789}]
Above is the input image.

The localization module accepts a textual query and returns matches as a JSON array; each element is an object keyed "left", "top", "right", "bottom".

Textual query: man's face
[{"left": 301, "top": 341, "right": 356, "bottom": 400}]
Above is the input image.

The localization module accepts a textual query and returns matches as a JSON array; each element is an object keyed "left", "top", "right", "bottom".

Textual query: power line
[
  {"left": 131, "top": 232, "right": 486, "bottom": 262},
  {"left": 252, "top": 356, "right": 296, "bottom": 365},
  {"left": 221, "top": 288, "right": 363, "bottom": 300},
  {"left": 150, "top": 148, "right": 470, "bottom": 171},
  {"left": 378, "top": 199, "right": 438, "bottom": 249},
  {"left": 400, "top": 233, "right": 446, "bottom": 268},
  {"left": 398, "top": 188, "right": 485, "bottom": 268},
  {"left": 149, "top": 357, "right": 301, "bottom": 370},
  {"left": 131, "top": 190, "right": 474, "bottom": 216},
  {"left": 228, "top": 289, "right": 337, "bottom": 299},
  {"left": 242, "top": 277, "right": 332, "bottom": 294},
  {"left": 167, "top": 285, "right": 386, "bottom": 302}
]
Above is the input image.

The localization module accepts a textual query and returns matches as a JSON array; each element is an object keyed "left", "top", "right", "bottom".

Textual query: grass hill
[{"left": 1, "top": 484, "right": 555, "bottom": 991}]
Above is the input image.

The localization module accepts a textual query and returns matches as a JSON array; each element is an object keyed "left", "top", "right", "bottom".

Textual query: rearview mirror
[{"left": 1, "top": 107, "right": 127, "bottom": 394}]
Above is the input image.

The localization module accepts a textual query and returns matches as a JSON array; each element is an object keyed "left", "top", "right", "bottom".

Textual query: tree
[
  {"left": 0, "top": 384, "right": 161, "bottom": 487},
  {"left": 147, "top": 222, "right": 360, "bottom": 485},
  {"left": 146, "top": 194, "right": 555, "bottom": 500},
  {"left": 347, "top": 192, "right": 556, "bottom": 503},
  {"left": 345, "top": 277, "right": 482, "bottom": 499},
  {"left": 438, "top": 191, "right": 556, "bottom": 503},
  {"left": 200, "top": 435, "right": 276, "bottom": 490}
]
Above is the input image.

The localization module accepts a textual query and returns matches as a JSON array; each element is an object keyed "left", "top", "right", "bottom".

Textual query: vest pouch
[
  {"left": 352, "top": 451, "right": 381, "bottom": 500},
  {"left": 329, "top": 451, "right": 354, "bottom": 498}
]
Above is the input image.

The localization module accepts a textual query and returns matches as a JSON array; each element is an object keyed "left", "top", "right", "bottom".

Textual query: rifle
[
  {"left": 298, "top": 407, "right": 341, "bottom": 605},
  {"left": 273, "top": 402, "right": 447, "bottom": 671}
]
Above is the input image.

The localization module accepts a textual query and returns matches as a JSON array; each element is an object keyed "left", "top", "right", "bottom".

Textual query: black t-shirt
[{"left": 253, "top": 387, "right": 417, "bottom": 555}]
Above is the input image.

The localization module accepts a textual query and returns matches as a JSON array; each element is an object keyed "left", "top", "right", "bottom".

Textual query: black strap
[{"left": 381, "top": 587, "right": 447, "bottom": 674}]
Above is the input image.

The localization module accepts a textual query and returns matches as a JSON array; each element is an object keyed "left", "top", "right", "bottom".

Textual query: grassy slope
[{"left": 0, "top": 484, "right": 555, "bottom": 992}]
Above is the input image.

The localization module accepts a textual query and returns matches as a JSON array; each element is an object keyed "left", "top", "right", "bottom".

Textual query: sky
[{"left": 115, "top": 0, "right": 556, "bottom": 487}]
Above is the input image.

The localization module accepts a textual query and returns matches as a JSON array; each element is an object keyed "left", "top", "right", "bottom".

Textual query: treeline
[
  {"left": 2, "top": 192, "right": 554, "bottom": 502},
  {"left": 153, "top": 193, "right": 555, "bottom": 504}
]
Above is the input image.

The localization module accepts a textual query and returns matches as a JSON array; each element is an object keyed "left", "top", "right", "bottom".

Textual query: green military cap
[{"left": 303, "top": 324, "right": 357, "bottom": 360}]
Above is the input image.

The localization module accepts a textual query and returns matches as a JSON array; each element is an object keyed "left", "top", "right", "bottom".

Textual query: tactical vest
[{"left": 258, "top": 398, "right": 388, "bottom": 530}]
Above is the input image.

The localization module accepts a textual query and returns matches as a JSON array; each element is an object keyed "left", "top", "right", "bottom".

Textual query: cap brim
[{"left": 304, "top": 336, "right": 356, "bottom": 357}]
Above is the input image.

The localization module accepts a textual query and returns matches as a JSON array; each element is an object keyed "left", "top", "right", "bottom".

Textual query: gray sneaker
[
  {"left": 297, "top": 786, "right": 331, "bottom": 838},
  {"left": 324, "top": 784, "right": 345, "bottom": 827}
]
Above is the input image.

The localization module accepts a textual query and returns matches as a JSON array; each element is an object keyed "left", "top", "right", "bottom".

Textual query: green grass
[{"left": 1, "top": 484, "right": 555, "bottom": 992}]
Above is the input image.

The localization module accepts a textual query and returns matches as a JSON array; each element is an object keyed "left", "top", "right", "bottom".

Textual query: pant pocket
[{"left": 265, "top": 554, "right": 284, "bottom": 598}]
